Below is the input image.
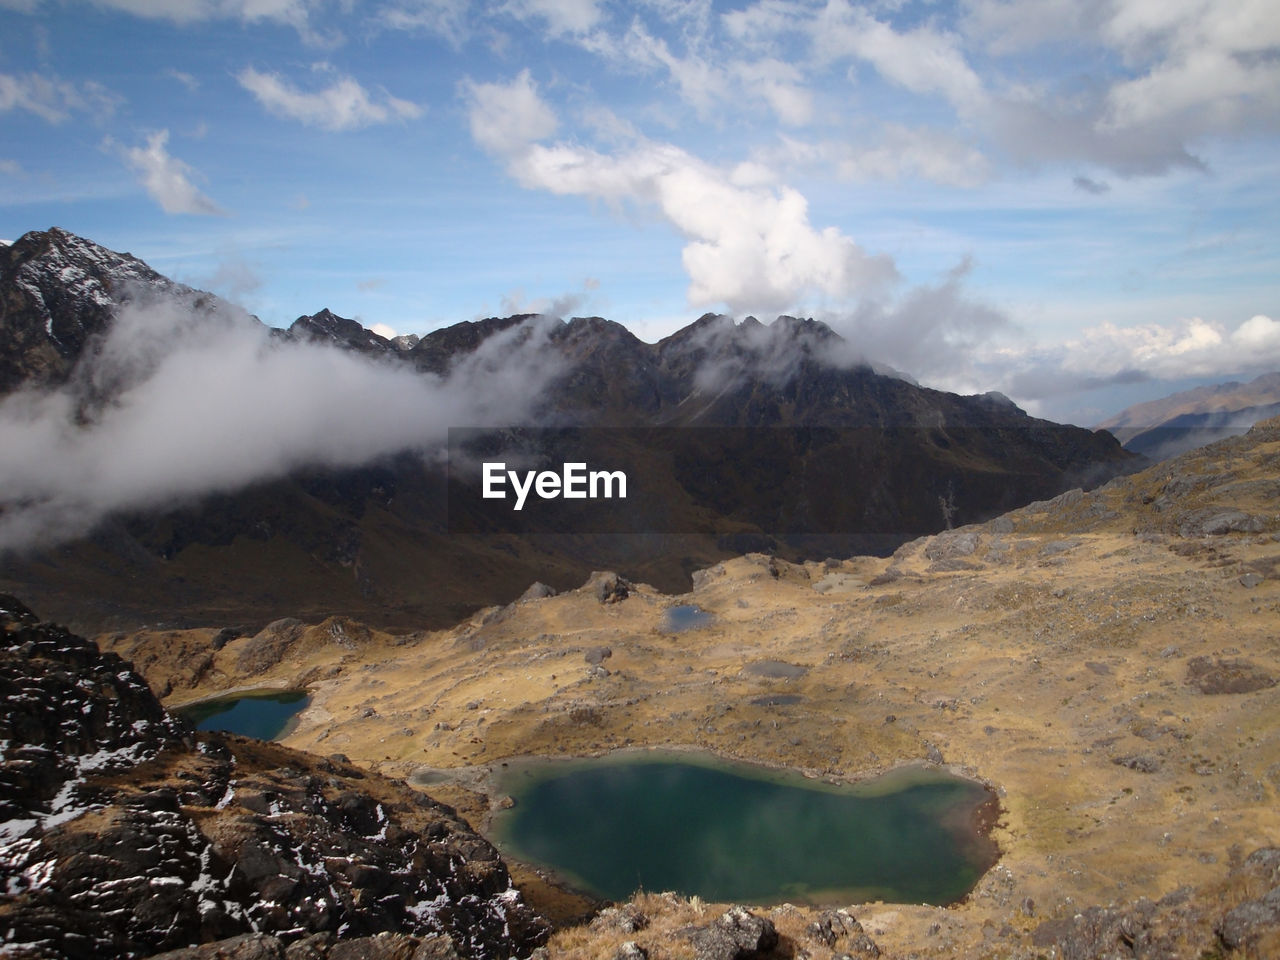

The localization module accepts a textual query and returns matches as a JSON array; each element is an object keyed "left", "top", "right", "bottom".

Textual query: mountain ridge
[{"left": 0, "top": 227, "right": 1136, "bottom": 634}]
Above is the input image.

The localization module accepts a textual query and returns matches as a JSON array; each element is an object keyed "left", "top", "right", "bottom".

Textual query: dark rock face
[
  {"left": 1031, "top": 896, "right": 1215, "bottom": 960},
  {"left": 689, "top": 906, "right": 778, "bottom": 960},
  {"left": 0, "top": 600, "right": 549, "bottom": 960},
  {"left": 805, "top": 909, "right": 879, "bottom": 956},
  {"left": 0, "top": 227, "right": 227, "bottom": 395},
  {"left": 1219, "top": 887, "right": 1280, "bottom": 950},
  {"left": 0, "top": 593, "right": 190, "bottom": 828},
  {"left": 288, "top": 310, "right": 393, "bottom": 355},
  {"left": 1185, "top": 656, "right": 1277, "bottom": 694},
  {"left": 590, "top": 572, "right": 631, "bottom": 604}
]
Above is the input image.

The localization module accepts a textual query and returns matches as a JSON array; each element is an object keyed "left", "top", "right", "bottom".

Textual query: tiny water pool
[{"left": 660, "top": 604, "right": 714, "bottom": 632}]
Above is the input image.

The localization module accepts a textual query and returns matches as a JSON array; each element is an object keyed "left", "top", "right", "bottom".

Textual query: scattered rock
[
  {"left": 806, "top": 909, "right": 878, "bottom": 956},
  {"left": 925, "top": 742, "right": 945, "bottom": 765},
  {"left": 612, "top": 942, "right": 648, "bottom": 960},
  {"left": 1178, "top": 509, "right": 1265, "bottom": 538},
  {"left": 1240, "top": 572, "right": 1263, "bottom": 588},
  {"left": 584, "top": 646, "right": 613, "bottom": 665},
  {"left": 590, "top": 904, "right": 649, "bottom": 935},
  {"left": 690, "top": 906, "right": 778, "bottom": 960},
  {"left": 924, "top": 530, "right": 980, "bottom": 561},
  {"left": 1112, "top": 754, "right": 1162, "bottom": 773},
  {"left": 588, "top": 572, "right": 631, "bottom": 604},
  {"left": 518, "top": 582, "right": 557, "bottom": 602},
  {"left": 1186, "top": 656, "right": 1277, "bottom": 694}
]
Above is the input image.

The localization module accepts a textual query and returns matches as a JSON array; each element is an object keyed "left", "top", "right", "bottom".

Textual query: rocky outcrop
[
  {"left": 288, "top": 310, "right": 393, "bottom": 356},
  {"left": 1185, "top": 656, "right": 1277, "bottom": 694},
  {"left": 0, "top": 227, "right": 231, "bottom": 395},
  {"left": 689, "top": 907, "right": 778, "bottom": 960},
  {"left": 0, "top": 599, "right": 549, "bottom": 960}
]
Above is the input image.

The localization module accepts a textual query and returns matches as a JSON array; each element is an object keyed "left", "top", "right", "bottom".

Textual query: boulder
[{"left": 690, "top": 906, "right": 778, "bottom": 960}]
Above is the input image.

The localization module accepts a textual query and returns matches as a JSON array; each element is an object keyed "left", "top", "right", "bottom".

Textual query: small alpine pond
[
  {"left": 178, "top": 690, "right": 310, "bottom": 741},
  {"left": 491, "top": 751, "right": 999, "bottom": 906}
]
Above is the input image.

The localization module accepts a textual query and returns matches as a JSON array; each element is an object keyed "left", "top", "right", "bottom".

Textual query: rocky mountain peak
[
  {"left": 288, "top": 308, "right": 392, "bottom": 355},
  {"left": 0, "top": 227, "right": 216, "bottom": 395}
]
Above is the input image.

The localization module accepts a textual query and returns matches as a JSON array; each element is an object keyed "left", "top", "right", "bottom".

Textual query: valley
[{"left": 99, "top": 418, "right": 1280, "bottom": 958}]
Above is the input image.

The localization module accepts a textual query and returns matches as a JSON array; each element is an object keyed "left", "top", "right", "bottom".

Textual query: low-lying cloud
[{"left": 0, "top": 297, "right": 565, "bottom": 552}]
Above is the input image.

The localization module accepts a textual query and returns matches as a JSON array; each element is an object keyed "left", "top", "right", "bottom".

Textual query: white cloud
[
  {"left": 378, "top": 0, "right": 470, "bottom": 45},
  {"left": 733, "top": 58, "right": 813, "bottom": 126},
  {"left": 369, "top": 322, "right": 398, "bottom": 338},
  {"left": 504, "top": 0, "right": 604, "bottom": 36},
  {"left": 813, "top": 1, "right": 986, "bottom": 113},
  {"left": 0, "top": 299, "right": 567, "bottom": 551},
  {"left": 1061, "top": 315, "right": 1280, "bottom": 380},
  {"left": 468, "top": 71, "right": 897, "bottom": 314},
  {"left": 971, "top": 314, "right": 1280, "bottom": 407},
  {"left": 463, "top": 70, "right": 558, "bottom": 155},
  {"left": 966, "top": 0, "right": 1280, "bottom": 156},
  {"left": 238, "top": 67, "right": 422, "bottom": 131},
  {"left": 771, "top": 126, "right": 991, "bottom": 188},
  {"left": 120, "top": 130, "right": 224, "bottom": 216},
  {"left": 165, "top": 68, "right": 200, "bottom": 91},
  {"left": 0, "top": 71, "right": 117, "bottom": 123},
  {"left": 0, "top": 159, "right": 24, "bottom": 176}
]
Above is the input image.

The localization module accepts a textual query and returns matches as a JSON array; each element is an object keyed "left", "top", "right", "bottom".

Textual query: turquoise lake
[
  {"left": 179, "top": 690, "right": 310, "bottom": 741},
  {"left": 491, "top": 752, "right": 998, "bottom": 906}
]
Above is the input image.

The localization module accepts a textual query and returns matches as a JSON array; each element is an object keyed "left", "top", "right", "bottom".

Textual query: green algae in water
[
  {"left": 179, "top": 690, "right": 310, "bottom": 741},
  {"left": 492, "top": 752, "right": 998, "bottom": 906}
]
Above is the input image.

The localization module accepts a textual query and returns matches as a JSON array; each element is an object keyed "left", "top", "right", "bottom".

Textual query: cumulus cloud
[
  {"left": 119, "top": 130, "right": 224, "bottom": 216},
  {"left": 970, "top": 314, "right": 1280, "bottom": 408},
  {"left": 238, "top": 66, "right": 422, "bottom": 131},
  {"left": 963, "top": 0, "right": 1280, "bottom": 173},
  {"left": 467, "top": 72, "right": 897, "bottom": 316},
  {"left": 0, "top": 298, "right": 565, "bottom": 552}
]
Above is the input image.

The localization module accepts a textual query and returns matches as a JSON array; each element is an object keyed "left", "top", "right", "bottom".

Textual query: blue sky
[{"left": 1, "top": 0, "right": 1278, "bottom": 424}]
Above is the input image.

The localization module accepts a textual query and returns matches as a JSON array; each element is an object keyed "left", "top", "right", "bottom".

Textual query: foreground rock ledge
[{"left": 0, "top": 595, "right": 550, "bottom": 960}]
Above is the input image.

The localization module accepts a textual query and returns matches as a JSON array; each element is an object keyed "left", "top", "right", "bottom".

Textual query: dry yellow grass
[{"left": 99, "top": 421, "right": 1280, "bottom": 957}]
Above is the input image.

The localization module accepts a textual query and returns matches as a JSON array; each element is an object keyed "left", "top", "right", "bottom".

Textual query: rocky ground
[
  {"left": 96, "top": 420, "right": 1280, "bottom": 958},
  {"left": 0, "top": 596, "right": 549, "bottom": 960}
]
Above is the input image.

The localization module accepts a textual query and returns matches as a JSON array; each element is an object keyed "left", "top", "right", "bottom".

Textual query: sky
[{"left": 1, "top": 0, "right": 1278, "bottom": 425}]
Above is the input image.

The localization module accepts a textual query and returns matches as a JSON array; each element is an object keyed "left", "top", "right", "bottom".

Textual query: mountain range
[
  {"left": 1, "top": 227, "right": 1136, "bottom": 633},
  {"left": 1098, "top": 372, "right": 1280, "bottom": 460}
]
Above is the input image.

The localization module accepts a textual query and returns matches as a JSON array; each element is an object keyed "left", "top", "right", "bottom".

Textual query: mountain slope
[
  {"left": 1098, "top": 371, "right": 1280, "bottom": 459},
  {"left": 104, "top": 417, "right": 1280, "bottom": 959},
  {"left": 0, "top": 228, "right": 1136, "bottom": 633}
]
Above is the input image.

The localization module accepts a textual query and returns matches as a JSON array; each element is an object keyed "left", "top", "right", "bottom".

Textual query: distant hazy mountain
[
  {"left": 0, "top": 227, "right": 1137, "bottom": 633},
  {"left": 1098, "top": 373, "right": 1280, "bottom": 459}
]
